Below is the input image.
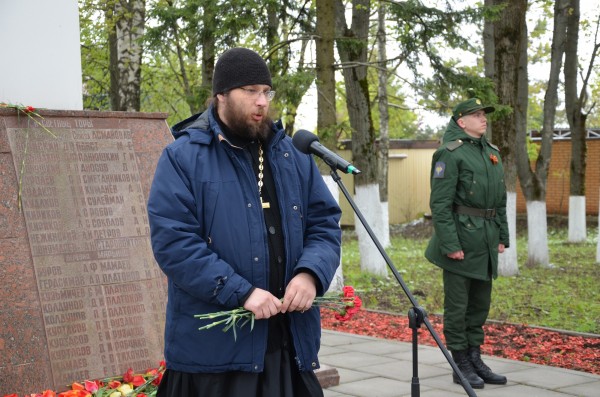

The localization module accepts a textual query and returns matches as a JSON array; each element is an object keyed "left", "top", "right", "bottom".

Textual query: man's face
[
  {"left": 458, "top": 110, "right": 488, "bottom": 138},
  {"left": 217, "top": 84, "right": 272, "bottom": 141}
]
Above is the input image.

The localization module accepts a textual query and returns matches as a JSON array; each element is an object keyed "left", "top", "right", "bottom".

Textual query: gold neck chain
[{"left": 258, "top": 145, "right": 270, "bottom": 209}]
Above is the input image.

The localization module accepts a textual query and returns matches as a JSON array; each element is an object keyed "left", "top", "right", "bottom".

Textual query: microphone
[{"left": 292, "top": 129, "right": 361, "bottom": 175}]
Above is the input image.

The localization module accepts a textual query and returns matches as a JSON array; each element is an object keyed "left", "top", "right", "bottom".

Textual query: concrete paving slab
[
  {"left": 334, "top": 366, "right": 378, "bottom": 384},
  {"left": 556, "top": 379, "right": 600, "bottom": 397},
  {"left": 359, "top": 361, "right": 450, "bottom": 382},
  {"left": 328, "top": 376, "right": 429, "bottom": 397},
  {"left": 319, "top": 330, "right": 600, "bottom": 397},
  {"left": 460, "top": 384, "right": 580, "bottom": 396},
  {"left": 323, "top": 389, "right": 355, "bottom": 397},
  {"left": 320, "top": 351, "right": 398, "bottom": 369},
  {"left": 402, "top": 388, "right": 469, "bottom": 397},
  {"left": 333, "top": 339, "right": 412, "bottom": 356},
  {"left": 387, "top": 345, "right": 451, "bottom": 366},
  {"left": 506, "top": 366, "right": 598, "bottom": 390},
  {"left": 319, "top": 344, "right": 348, "bottom": 356}
]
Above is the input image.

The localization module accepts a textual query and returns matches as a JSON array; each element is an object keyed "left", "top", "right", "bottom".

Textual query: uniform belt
[{"left": 453, "top": 204, "right": 496, "bottom": 219}]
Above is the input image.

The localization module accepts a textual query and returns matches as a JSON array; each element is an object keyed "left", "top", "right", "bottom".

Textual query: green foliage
[
  {"left": 271, "top": 70, "right": 314, "bottom": 128},
  {"left": 79, "top": 0, "right": 111, "bottom": 110},
  {"left": 386, "top": 0, "right": 496, "bottom": 114},
  {"left": 140, "top": 52, "right": 194, "bottom": 125},
  {"left": 78, "top": 0, "right": 599, "bottom": 140},
  {"left": 342, "top": 224, "right": 600, "bottom": 334},
  {"left": 527, "top": 81, "right": 545, "bottom": 131},
  {"left": 334, "top": 52, "right": 420, "bottom": 139},
  {"left": 526, "top": 136, "right": 540, "bottom": 161},
  {"left": 588, "top": 79, "right": 600, "bottom": 127}
]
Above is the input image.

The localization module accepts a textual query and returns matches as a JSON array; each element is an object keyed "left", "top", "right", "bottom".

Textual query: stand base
[{"left": 315, "top": 365, "right": 340, "bottom": 388}]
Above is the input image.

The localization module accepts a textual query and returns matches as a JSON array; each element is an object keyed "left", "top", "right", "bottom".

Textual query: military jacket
[{"left": 425, "top": 119, "right": 509, "bottom": 280}]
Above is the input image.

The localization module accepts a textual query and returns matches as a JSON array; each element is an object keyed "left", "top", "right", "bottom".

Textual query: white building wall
[{"left": 0, "top": 0, "right": 82, "bottom": 110}]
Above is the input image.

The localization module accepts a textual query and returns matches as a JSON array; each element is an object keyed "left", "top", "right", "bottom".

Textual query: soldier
[{"left": 425, "top": 98, "right": 509, "bottom": 389}]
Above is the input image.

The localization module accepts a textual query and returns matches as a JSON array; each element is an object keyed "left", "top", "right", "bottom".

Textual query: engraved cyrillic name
[{"left": 6, "top": 122, "right": 164, "bottom": 386}]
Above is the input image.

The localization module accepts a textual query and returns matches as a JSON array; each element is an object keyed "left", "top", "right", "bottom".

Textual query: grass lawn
[{"left": 340, "top": 219, "right": 600, "bottom": 334}]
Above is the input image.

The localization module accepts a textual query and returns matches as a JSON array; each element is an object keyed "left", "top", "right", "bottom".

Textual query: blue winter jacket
[{"left": 147, "top": 105, "right": 342, "bottom": 374}]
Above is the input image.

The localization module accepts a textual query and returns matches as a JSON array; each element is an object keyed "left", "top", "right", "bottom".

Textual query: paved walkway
[{"left": 319, "top": 330, "right": 600, "bottom": 397}]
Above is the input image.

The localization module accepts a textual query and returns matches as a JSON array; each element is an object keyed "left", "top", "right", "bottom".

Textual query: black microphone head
[{"left": 292, "top": 129, "right": 319, "bottom": 154}]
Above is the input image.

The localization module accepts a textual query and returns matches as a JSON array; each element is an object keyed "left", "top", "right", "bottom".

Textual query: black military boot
[
  {"left": 468, "top": 346, "right": 508, "bottom": 384},
  {"left": 451, "top": 349, "right": 485, "bottom": 389}
]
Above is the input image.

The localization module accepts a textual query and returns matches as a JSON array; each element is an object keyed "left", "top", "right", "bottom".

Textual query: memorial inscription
[{"left": 0, "top": 109, "right": 172, "bottom": 395}]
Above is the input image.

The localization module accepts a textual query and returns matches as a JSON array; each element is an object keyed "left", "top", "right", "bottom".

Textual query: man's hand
[
  {"left": 447, "top": 250, "right": 464, "bottom": 260},
  {"left": 281, "top": 272, "right": 317, "bottom": 313},
  {"left": 498, "top": 243, "right": 505, "bottom": 253},
  {"left": 243, "top": 288, "right": 282, "bottom": 320}
]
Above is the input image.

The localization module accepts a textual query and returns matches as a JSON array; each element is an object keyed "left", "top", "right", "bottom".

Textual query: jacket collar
[{"left": 170, "top": 104, "right": 287, "bottom": 149}]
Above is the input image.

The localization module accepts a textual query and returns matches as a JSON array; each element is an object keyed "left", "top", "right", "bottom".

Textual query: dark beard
[{"left": 220, "top": 101, "right": 272, "bottom": 142}]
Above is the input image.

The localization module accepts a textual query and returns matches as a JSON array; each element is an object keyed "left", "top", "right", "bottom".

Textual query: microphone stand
[{"left": 329, "top": 167, "right": 477, "bottom": 397}]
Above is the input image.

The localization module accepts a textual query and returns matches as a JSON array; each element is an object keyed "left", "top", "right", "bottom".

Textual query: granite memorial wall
[{"left": 0, "top": 109, "right": 172, "bottom": 395}]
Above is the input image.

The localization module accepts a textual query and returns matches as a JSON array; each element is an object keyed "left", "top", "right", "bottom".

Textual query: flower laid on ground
[
  {"left": 195, "top": 285, "right": 362, "bottom": 340},
  {"left": 2, "top": 361, "right": 165, "bottom": 397}
]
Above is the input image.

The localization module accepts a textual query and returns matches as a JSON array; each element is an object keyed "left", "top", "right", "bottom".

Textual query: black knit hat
[{"left": 212, "top": 48, "right": 272, "bottom": 95}]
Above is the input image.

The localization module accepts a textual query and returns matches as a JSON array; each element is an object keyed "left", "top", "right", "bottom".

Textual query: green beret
[{"left": 452, "top": 98, "right": 495, "bottom": 119}]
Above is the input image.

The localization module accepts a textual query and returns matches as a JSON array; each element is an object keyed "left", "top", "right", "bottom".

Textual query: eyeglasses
[{"left": 238, "top": 87, "right": 276, "bottom": 101}]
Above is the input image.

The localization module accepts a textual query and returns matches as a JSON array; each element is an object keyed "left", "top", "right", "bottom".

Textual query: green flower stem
[
  {"left": 195, "top": 295, "right": 357, "bottom": 341},
  {"left": 16, "top": 131, "right": 29, "bottom": 211},
  {"left": 130, "top": 372, "right": 161, "bottom": 395}
]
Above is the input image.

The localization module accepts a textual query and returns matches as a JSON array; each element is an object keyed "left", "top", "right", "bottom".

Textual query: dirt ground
[
  {"left": 343, "top": 214, "right": 598, "bottom": 242},
  {"left": 389, "top": 214, "right": 599, "bottom": 240}
]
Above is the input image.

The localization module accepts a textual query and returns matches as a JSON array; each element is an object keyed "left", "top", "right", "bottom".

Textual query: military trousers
[{"left": 442, "top": 269, "right": 492, "bottom": 351}]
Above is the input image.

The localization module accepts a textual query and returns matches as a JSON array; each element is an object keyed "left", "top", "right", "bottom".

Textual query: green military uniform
[{"left": 425, "top": 99, "right": 509, "bottom": 352}]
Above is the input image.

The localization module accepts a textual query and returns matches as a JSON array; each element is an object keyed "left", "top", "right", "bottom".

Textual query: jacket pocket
[
  {"left": 198, "top": 181, "right": 220, "bottom": 245},
  {"left": 456, "top": 214, "right": 484, "bottom": 252}
]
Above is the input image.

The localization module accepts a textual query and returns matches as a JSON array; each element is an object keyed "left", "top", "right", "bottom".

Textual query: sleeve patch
[{"left": 433, "top": 161, "right": 446, "bottom": 178}]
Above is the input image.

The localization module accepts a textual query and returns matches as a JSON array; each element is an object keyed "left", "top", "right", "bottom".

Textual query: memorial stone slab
[{"left": 0, "top": 109, "right": 172, "bottom": 395}]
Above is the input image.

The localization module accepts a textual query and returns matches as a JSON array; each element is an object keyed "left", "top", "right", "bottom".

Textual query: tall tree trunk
[
  {"left": 266, "top": 1, "right": 311, "bottom": 136},
  {"left": 512, "top": 15, "right": 529, "bottom": 267},
  {"left": 282, "top": 39, "right": 309, "bottom": 136},
  {"left": 596, "top": 192, "right": 600, "bottom": 263},
  {"left": 114, "top": 0, "right": 145, "bottom": 111},
  {"left": 165, "top": 0, "right": 196, "bottom": 115},
  {"left": 516, "top": 0, "right": 569, "bottom": 267},
  {"left": 316, "top": 0, "right": 342, "bottom": 290},
  {"left": 483, "top": 0, "right": 495, "bottom": 144},
  {"left": 565, "top": 0, "right": 587, "bottom": 242},
  {"left": 335, "top": 0, "right": 386, "bottom": 276},
  {"left": 316, "top": 0, "right": 337, "bottom": 157},
  {"left": 376, "top": 2, "right": 390, "bottom": 248},
  {"left": 490, "top": 0, "right": 526, "bottom": 276},
  {"left": 106, "top": 1, "right": 120, "bottom": 111},
  {"left": 199, "top": 0, "right": 216, "bottom": 113}
]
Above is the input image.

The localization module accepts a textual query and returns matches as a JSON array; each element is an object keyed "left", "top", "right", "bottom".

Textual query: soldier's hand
[
  {"left": 498, "top": 244, "right": 505, "bottom": 253},
  {"left": 447, "top": 250, "right": 464, "bottom": 260}
]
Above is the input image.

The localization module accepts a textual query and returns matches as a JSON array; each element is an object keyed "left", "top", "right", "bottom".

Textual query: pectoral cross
[
  {"left": 261, "top": 197, "right": 270, "bottom": 209},
  {"left": 258, "top": 145, "right": 270, "bottom": 209}
]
